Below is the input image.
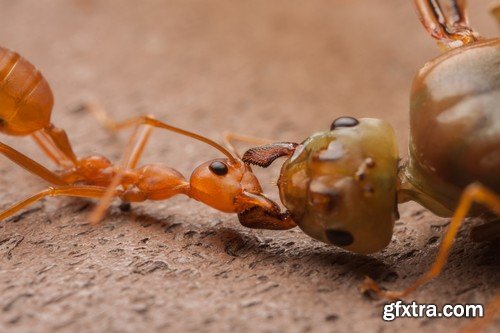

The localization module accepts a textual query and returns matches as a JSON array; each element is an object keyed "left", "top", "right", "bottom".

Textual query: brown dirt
[{"left": 0, "top": 1, "right": 498, "bottom": 332}]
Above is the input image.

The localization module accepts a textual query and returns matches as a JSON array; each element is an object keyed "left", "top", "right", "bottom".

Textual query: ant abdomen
[
  {"left": 0, "top": 46, "right": 54, "bottom": 136},
  {"left": 409, "top": 39, "right": 500, "bottom": 206}
]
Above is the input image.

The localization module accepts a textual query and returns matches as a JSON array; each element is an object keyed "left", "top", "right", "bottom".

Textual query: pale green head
[{"left": 278, "top": 118, "right": 399, "bottom": 254}]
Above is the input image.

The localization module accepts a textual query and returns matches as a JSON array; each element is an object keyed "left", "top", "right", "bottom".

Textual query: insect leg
[
  {"left": 0, "top": 141, "right": 67, "bottom": 186},
  {"left": 413, "top": 0, "right": 478, "bottom": 47},
  {"left": 413, "top": 0, "right": 450, "bottom": 41},
  {"left": 75, "top": 101, "right": 155, "bottom": 168},
  {"left": 0, "top": 185, "right": 117, "bottom": 221},
  {"left": 78, "top": 103, "right": 236, "bottom": 161},
  {"left": 360, "top": 183, "right": 499, "bottom": 300},
  {"left": 449, "top": 0, "right": 469, "bottom": 26},
  {"left": 88, "top": 123, "right": 143, "bottom": 224},
  {"left": 31, "top": 131, "right": 74, "bottom": 168},
  {"left": 41, "top": 124, "right": 78, "bottom": 165},
  {"left": 128, "top": 123, "right": 153, "bottom": 169},
  {"left": 77, "top": 101, "right": 121, "bottom": 133}
]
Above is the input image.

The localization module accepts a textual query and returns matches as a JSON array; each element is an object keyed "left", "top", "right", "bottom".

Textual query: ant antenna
[
  {"left": 87, "top": 108, "right": 239, "bottom": 164},
  {"left": 145, "top": 118, "right": 238, "bottom": 164}
]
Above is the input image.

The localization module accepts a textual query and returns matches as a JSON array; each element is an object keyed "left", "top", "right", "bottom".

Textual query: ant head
[
  {"left": 159, "top": 123, "right": 276, "bottom": 215},
  {"left": 189, "top": 159, "right": 263, "bottom": 213},
  {"left": 279, "top": 118, "right": 400, "bottom": 254}
]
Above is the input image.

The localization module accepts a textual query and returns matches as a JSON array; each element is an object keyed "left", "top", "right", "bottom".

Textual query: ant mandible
[
  {"left": 239, "top": 0, "right": 500, "bottom": 299},
  {"left": 0, "top": 47, "right": 294, "bottom": 230}
]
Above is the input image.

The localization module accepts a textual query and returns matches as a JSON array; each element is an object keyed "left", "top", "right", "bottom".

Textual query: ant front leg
[{"left": 360, "top": 183, "right": 500, "bottom": 300}]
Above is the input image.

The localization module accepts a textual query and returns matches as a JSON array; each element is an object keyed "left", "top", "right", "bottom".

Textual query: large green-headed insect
[{"left": 238, "top": 0, "right": 500, "bottom": 299}]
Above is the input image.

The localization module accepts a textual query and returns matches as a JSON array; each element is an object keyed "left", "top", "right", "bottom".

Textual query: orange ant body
[
  {"left": 0, "top": 46, "right": 294, "bottom": 230},
  {"left": 0, "top": 46, "right": 78, "bottom": 169}
]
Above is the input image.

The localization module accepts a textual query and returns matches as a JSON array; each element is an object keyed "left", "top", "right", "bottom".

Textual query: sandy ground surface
[{"left": 0, "top": 1, "right": 499, "bottom": 332}]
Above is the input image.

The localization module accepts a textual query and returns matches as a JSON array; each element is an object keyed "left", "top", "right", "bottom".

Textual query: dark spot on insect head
[
  {"left": 363, "top": 184, "right": 375, "bottom": 195},
  {"left": 355, "top": 170, "right": 366, "bottom": 181},
  {"left": 326, "top": 229, "right": 354, "bottom": 246},
  {"left": 209, "top": 161, "right": 228, "bottom": 176},
  {"left": 330, "top": 116, "right": 359, "bottom": 130}
]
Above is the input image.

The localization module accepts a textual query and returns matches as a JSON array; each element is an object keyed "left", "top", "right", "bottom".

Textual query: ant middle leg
[
  {"left": 88, "top": 122, "right": 146, "bottom": 224},
  {"left": 360, "top": 183, "right": 500, "bottom": 300},
  {"left": 127, "top": 124, "right": 153, "bottom": 169}
]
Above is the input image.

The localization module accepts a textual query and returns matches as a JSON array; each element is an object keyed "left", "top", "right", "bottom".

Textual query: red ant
[{"left": 0, "top": 46, "right": 294, "bottom": 230}]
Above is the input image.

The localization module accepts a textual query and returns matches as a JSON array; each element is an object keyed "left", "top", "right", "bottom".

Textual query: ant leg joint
[{"left": 48, "top": 187, "right": 56, "bottom": 196}]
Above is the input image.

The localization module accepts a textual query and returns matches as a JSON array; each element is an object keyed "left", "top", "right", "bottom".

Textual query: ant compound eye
[
  {"left": 330, "top": 117, "right": 359, "bottom": 130},
  {"left": 325, "top": 229, "right": 354, "bottom": 246},
  {"left": 209, "top": 161, "right": 228, "bottom": 176}
]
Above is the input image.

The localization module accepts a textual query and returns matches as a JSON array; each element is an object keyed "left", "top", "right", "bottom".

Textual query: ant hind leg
[
  {"left": 31, "top": 131, "right": 73, "bottom": 168},
  {"left": 360, "top": 183, "right": 500, "bottom": 300},
  {"left": 0, "top": 141, "right": 67, "bottom": 186},
  {"left": 41, "top": 124, "right": 78, "bottom": 165},
  {"left": 0, "top": 185, "right": 117, "bottom": 222}
]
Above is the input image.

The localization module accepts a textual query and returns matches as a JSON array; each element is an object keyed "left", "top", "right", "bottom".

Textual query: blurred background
[{"left": 0, "top": 1, "right": 498, "bottom": 332}]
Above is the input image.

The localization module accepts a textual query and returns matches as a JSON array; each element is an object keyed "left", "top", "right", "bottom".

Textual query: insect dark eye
[
  {"left": 325, "top": 229, "right": 354, "bottom": 246},
  {"left": 330, "top": 117, "right": 359, "bottom": 130},
  {"left": 209, "top": 161, "right": 228, "bottom": 176}
]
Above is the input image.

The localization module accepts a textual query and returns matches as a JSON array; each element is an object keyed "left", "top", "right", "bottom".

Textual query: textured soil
[{"left": 0, "top": 1, "right": 499, "bottom": 332}]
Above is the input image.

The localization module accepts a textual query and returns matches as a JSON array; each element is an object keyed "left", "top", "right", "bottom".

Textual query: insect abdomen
[
  {"left": 409, "top": 39, "right": 500, "bottom": 203},
  {"left": 0, "top": 46, "right": 53, "bottom": 136}
]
